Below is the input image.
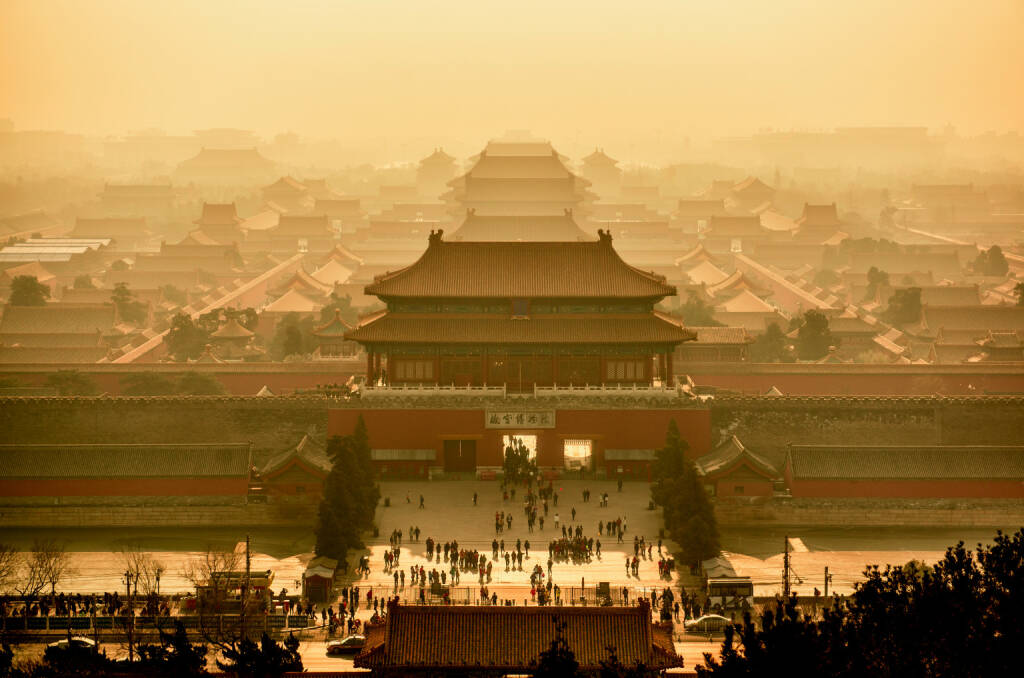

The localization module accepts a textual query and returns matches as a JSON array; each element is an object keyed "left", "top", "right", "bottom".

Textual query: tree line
[
  {"left": 698, "top": 527, "right": 1024, "bottom": 677},
  {"left": 0, "top": 621, "right": 302, "bottom": 677},
  {"left": 650, "top": 420, "right": 720, "bottom": 570},
  {"left": 314, "top": 416, "right": 380, "bottom": 566}
]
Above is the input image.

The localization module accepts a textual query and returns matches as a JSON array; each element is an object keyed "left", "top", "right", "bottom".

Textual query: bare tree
[
  {"left": 117, "top": 544, "right": 166, "bottom": 596},
  {"left": 181, "top": 546, "right": 256, "bottom": 651},
  {"left": 181, "top": 547, "right": 242, "bottom": 610},
  {"left": 15, "top": 539, "right": 72, "bottom": 597},
  {"left": 0, "top": 543, "right": 19, "bottom": 594}
]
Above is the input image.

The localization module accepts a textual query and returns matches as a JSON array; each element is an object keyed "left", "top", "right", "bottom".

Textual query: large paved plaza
[{"left": 343, "top": 479, "right": 679, "bottom": 604}]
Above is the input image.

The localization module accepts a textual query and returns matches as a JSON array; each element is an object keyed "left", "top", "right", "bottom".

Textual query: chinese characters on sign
[{"left": 484, "top": 411, "right": 556, "bottom": 429}]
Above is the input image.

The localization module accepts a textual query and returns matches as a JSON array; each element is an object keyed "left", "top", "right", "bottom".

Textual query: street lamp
[{"left": 155, "top": 568, "right": 163, "bottom": 596}]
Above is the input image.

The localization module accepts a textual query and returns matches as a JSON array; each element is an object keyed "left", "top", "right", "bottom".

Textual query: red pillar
[
  {"left": 666, "top": 350, "right": 674, "bottom": 387},
  {"left": 366, "top": 351, "right": 374, "bottom": 381}
]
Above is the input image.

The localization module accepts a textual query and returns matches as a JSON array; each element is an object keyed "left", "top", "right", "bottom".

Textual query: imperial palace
[{"left": 345, "top": 229, "right": 696, "bottom": 392}]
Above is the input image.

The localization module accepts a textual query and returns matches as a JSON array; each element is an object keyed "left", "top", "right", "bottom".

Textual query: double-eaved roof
[
  {"left": 365, "top": 231, "right": 675, "bottom": 299},
  {"left": 346, "top": 315, "right": 691, "bottom": 345}
]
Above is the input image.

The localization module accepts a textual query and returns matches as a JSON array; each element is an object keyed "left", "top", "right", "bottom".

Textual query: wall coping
[
  {"left": 1, "top": 393, "right": 1022, "bottom": 409},
  {"left": 1, "top": 361, "right": 1022, "bottom": 376}
]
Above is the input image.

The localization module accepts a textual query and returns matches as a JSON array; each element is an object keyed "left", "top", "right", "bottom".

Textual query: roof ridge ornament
[
  {"left": 428, "top": 229, "right": 444, "bottom": 245},
  {"left": 597, "top": 229, "right": 612, "bottom": 245}
]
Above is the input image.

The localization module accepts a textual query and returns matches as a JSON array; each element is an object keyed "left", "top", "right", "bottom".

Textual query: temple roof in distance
[
  {"left": 419, "top": 148, "right": 456, "bottom": 165},
  {"left": 210, "top": 317, "right": 254, "bottom": 339},
  {"left": 582, "top": 148, "right": 619, "bottom": 166},
  {"left": 263, "top": 176, "right": 308, "bottom": 195},
  {"left": 365, "top": 230, "right": 675, "bottom": 299},
  {"left": 449, "top": 209, "right": 594, "bottom": 242},
  {"left": 194, "top": 203, "right": 242, "bottom": 226},
  {"left": 263, "top": 288, "right": 321, "bottom": 314},
  {"left": 314, "top": 309, "right": 352, "bottom": 338}
]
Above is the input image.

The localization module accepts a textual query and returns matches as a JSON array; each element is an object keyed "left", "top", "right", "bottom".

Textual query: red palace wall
[
  {"left": 788, "top": 479, "right": 1024, "bottom": 499},
  {"left": 712, "top": 478, "right": 774, "bottom": 499},
  {"left": 329, "top": 408, "right": 712, "bottom": 471},
  {"left": 0, "top": 478, "right": 249, "bottom": 497}
]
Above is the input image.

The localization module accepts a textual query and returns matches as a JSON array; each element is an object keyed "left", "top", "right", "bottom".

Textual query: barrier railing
[{"left": 0, "top": 613, "right": 313, "bottom": 634}]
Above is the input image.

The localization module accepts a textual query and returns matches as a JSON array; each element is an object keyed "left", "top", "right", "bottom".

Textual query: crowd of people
[{"left": 0, "top": 591, "right": 175, "bottom": 619}]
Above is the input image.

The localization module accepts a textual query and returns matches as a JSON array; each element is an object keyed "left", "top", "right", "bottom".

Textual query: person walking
[{"left": 419, "top": 495, "right": 425, "bottom": 509}]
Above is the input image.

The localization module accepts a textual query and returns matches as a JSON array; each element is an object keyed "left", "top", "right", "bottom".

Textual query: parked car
[
  {"left": 47, "top": 637, "right": 97, "bottom": 652},
  {"left": 326, "top": 635, "right": 366, "bottom": 656},
  {"left": 684, "top": 614, "right": 731, "bottom": 635}
]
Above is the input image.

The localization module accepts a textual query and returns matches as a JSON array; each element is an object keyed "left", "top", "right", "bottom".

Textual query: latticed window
[
  {"left": 393, "top": 359, "right": 434, "bottom": 381},
  {"left": 605, "top": 359, "right": 647, "bottom": 381}
]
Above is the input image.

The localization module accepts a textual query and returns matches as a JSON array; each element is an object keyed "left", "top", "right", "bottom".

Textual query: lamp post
[
  {"left": 155, "top": 568, "right": 163, "bottom": 596},
  {"left": 123, "top": 570, "right": 137, "bottom": 663}
]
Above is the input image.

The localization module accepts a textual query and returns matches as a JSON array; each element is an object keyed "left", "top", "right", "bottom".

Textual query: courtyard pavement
[{"left": 343, "top": 479, "right": 680, "bottom": 604}]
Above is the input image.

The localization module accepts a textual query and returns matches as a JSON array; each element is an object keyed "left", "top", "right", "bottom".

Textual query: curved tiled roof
[
  {"left": 346, "top": 313, "right": 694, "bottom": 345},
  {"left": 263, "top": 289, "right": 320, "bottom": 314},
  {"left": 365, "top": 233, "right": 675, "bottom": 299},
  {"left": 311, "top": 259, "right": 355, "bottom": 286},
  {"left": 683, "top": 260, "right": 729, "bottom": 286},
  {"left": 450, "top": 211, "right": 594, "bottom": 242},
  {"left": 355, "top": 601, "right": 681, "bottom": 670},
  {"left": 688, "top": 326, "right": 754, "bottom": 344},
  {"left": 210, "top": 318, "right": 253, "bottom": 339},
  {"left": 419, "top": 148, "right": 456, "bottom": 165},
  {"left": 696, "top": 435, "right": 779, "bottom": 479},
  {"left": 582, "top": 148, "right": 619, "bottom": 166},
  {"left": 314, "top": 309, "right": 352, "bottom": 338},
  {"left": 260, "top": 434, "right": 330, "bottom": 477},
  {"left": 194, "top": 203, "right": 242, "bottom": 226}
]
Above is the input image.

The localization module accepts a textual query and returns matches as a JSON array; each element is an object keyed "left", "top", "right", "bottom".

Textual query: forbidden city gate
[{"left": 345, "top": 231, "right": 696, "bottom": 392}]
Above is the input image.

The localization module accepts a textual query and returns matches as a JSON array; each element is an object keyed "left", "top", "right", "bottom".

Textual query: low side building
[
  {"left": 675, "top": 326, "right": 753, "bottom": 362},
  {"left": 696, "top": 435, "right": 780, "bottom": 499},
  {"left": 302, "top": 556, "right": 338, "bottom": 603},
  {"left": 354, "top": 600, "right": 682, "bottom": 674},
  {"left": 785, "top": 444, "right": 1024, "bottom": 498},
  {"left": 258, "top": 434, "right": 331, "bottom": 499},
  {"left": 0, "top": 443, "right": 252, "bottom": 505}
]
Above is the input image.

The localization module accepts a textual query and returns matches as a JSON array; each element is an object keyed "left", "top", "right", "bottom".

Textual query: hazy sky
[{"left": 2, "top": 0, "right": 1022, "bottom": 150}]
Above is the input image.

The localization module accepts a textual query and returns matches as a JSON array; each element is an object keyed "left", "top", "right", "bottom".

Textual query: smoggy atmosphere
[{"left": 1, "top": 1, "right": 1023, "bottom": 676}]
